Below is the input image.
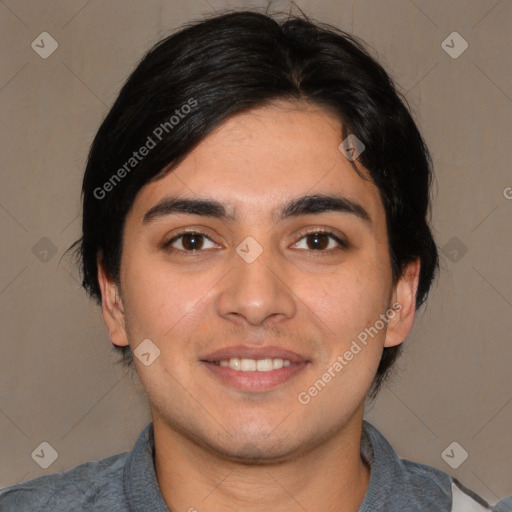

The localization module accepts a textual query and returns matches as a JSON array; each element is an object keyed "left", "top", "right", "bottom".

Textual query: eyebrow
[{"left": 142, "top": 193, "right": 372, "bottom": 226}]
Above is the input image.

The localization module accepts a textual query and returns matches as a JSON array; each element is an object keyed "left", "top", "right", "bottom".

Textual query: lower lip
[{"left": 201, "top": 361, "right": 309, "bottom": 392}]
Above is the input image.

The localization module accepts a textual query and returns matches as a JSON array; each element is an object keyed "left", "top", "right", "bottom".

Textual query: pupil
[
  {"left": 183, "top": 233, "right": 202, "bottom": 250},
  {"left": 308, "top": 233, "right": 328, "bottom": 250}
]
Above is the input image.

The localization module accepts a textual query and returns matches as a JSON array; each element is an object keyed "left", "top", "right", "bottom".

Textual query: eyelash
[{"left": 161, "top": 229, "right": 349, "bottom": 256}]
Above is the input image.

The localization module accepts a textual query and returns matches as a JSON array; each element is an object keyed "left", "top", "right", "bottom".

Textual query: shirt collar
[
  {"left": 124, "top": 422, "right": 170, "bottom": 511},
  {"left": 358, "top": 420, "right": 452, "bottom": 511},
  {"left": 123, "top": 420, "right": 452, "bottom": 511}
]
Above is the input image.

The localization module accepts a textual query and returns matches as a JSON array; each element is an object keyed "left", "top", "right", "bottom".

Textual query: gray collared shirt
[{"left": 1, "top": 420, "right": 510, "bottom": 511}]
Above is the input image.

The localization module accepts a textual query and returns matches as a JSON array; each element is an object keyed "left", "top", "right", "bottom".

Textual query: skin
[{"left": 98, "top": 99, "right": 420, "bottom": 512}]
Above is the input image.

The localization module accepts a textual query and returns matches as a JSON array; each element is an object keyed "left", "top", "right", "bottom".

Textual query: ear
[
  {"left": 384, "top": 258, "right": 421, "bottom": 348},
  {"left": 97, "top": 254, "right": 129, "bottom": 347}
]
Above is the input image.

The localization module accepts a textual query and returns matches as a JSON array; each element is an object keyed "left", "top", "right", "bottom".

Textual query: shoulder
[
  {"left": 361, "top": 421, "right": 510, "bottom": 511},
  {"left": 400, "top": 458, "right": 497, "bottom": 511},
  {"left": 391, "top": 450, "right": 511, "bottom": 511},
  {"left": 450, "top": 478, "right": 512, "bottom": 512},
  {"left": 0, "top": 451, "right": 130, "bottom": 511}
]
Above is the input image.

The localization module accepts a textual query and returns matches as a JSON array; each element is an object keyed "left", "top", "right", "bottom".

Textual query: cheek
[
  {"left": 309, "top": 260, "right": 391, "bottom": 333},
  {"left": 121, "top": 256, "right": 218, "bottom": 341},
  {"left": 307, "top": 269, "right": 391, "bottom": 397}
]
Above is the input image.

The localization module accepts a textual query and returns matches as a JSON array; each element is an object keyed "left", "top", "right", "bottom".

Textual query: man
[{"left": 1, "top": 9, "right": 510, "bottom": 512}]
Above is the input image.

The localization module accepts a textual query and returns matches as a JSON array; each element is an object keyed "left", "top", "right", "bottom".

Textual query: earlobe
[
  {"left": 97, "top": 254, "right": 129, "bottom": 347},
  {"left": 384, "top": 258, "right": 421, "bottom": 348}
]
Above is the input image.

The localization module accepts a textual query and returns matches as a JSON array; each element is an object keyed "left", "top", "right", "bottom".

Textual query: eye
[
  {"left": 162, "top": 229, "right": 348, "bottom": 255},
  {"left": 293, "top": 230, "right": 348, "bottom": 251},
  {"left": 163, "top": 231, "right": 218, "bottom": 253}
]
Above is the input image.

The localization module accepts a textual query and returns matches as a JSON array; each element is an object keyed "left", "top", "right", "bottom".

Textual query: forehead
[{"left": 129, "top": 100, "right": 385, "bottom": 228}]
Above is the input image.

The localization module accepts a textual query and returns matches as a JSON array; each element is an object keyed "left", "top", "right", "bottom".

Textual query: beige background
[{"left": 0, "top": 0, "right": 511, "bottom": 505}]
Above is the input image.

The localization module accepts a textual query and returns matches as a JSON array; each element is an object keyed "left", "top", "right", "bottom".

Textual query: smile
[
  {"left": 201, "top": 359, "right": 309, "bottom": 392},
  {"left": 214, "top": 357, "right": 292, "bottom": 371}
]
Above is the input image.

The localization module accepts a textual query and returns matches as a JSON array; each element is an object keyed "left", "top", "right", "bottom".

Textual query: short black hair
[{"left": 67, "top": 9, "right": 439, "bottom": 399}]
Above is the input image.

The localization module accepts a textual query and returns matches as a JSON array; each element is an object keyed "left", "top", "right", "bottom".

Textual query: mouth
[
  {"left": 200, "top": 345, "right": 311, "bottom": 392},
  {"left": 210, "top": 357, "right": 293, "bottom": 371}
]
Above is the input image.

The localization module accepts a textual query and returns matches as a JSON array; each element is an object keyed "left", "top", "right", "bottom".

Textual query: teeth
[
  {"left": 241, "top": 358, "right": 256, "bottom": 371},
  {"left": 215, "top": 357, "right": 294, "bottom": 371},
  {"left": 256, "top": 358, "right": 273, "bottom": 371}
]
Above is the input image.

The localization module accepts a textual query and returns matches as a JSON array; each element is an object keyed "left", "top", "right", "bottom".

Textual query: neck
[{"left": 153, "top": 408, "right": 371, "bottom": 512}]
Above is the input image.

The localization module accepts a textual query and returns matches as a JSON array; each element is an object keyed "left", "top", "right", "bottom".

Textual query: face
[{"left": 99, "top": 100, "right": 418, "bottom": 461}]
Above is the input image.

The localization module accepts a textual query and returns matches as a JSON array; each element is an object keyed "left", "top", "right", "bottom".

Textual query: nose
[{"left": 215, "top": 238, "right": 297, "bottom": 327}]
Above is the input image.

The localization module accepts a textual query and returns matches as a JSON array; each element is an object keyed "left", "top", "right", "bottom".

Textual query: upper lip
[{"left": 201, "top": 345, "right": 309, "bottom": 363}]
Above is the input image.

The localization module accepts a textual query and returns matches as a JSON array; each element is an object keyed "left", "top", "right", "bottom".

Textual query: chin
[{"left": 211, "top": 437, "right": 302, "bottom": 465}]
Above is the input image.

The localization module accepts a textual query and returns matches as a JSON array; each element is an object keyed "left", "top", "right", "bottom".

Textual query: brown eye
[
  {"left": 163, "top": 231, "right": 217, "bottom": 253},
  {"left": 294, "top": 231, "right": 348, "bottom": 251},
  {"left": 180, "top": 233, "right": 205, "bottom": 250},
  {"left": 305, "top": 233, "right": 330, "bottom": 250}
]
